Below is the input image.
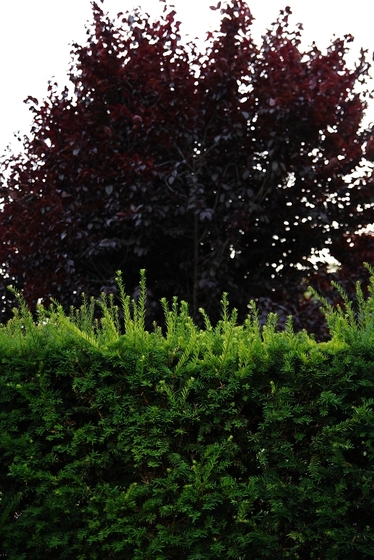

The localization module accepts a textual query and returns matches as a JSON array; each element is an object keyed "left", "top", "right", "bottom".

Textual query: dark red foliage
[{"left": 1, "top": 1, "right": 374, "bottom": 335}]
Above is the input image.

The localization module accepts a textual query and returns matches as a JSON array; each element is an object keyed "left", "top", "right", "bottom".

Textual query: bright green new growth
[{"left": 1, "top": 268, "right": 374, "bottom": 558}]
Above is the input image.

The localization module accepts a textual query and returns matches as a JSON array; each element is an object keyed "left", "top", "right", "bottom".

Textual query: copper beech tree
[{"left": 1, "top": 0, "right": 374, "bottom": 334}]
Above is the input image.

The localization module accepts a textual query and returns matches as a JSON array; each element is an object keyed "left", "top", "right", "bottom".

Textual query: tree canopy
[{"left": 1, "top": 0, "right": 374, "bottom": 334}]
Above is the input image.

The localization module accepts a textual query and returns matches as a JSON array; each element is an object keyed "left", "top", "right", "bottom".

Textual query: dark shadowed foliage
[{"left": 1, "top": 0, "right": 374, "bottom": 336}]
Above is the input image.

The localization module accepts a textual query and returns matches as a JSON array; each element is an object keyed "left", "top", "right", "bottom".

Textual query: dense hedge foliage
[{"left": 1, "top": 270, "right": 374, "bottom": 558}]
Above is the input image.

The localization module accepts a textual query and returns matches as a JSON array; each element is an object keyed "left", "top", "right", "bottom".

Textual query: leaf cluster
[
  {"left": 0, "top": 0, "right": 373, "bottom": 334},
  {"left": 1, "top": 270, "right": 374, "bottom": 557}
]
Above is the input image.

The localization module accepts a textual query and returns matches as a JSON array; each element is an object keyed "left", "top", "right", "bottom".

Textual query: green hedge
[{"left": 1, "top": 271, "right": 374, "bottom": 559}]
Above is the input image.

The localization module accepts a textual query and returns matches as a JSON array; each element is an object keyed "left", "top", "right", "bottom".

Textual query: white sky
[{"left": 1, "top": 0, "right": 373, "bottom": 155}]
